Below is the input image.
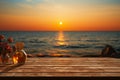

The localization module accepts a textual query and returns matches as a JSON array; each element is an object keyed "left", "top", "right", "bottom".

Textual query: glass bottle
[{"left": 12, "top": 42, "right": 27, "bottom": 64}]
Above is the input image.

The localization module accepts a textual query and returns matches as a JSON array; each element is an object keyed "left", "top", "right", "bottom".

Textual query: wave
[
  {"left": 111, "top": 40, "right": 119, "bottom": 42},
  {"left": 86, "top": 40, "right": 100, "bottom": 42},
  {"left": 29, "top": 40, "right": 46, "bottom": 43},
  {"left": 55, "top": 39, "right": 80, "bottom": 42},
  {"left": 53, "top": 45, "right": 90, "bottom": 49},
  {"left": 94, "top": 46, "right": 104, "bottom": 49},
  {"left": 66, "top": 45, "right": 90, "bottom": 48}
]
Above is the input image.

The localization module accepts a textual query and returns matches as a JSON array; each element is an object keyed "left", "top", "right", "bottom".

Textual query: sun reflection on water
[{"left": 57, "top": 31, "right": 68, "bottom": 46}]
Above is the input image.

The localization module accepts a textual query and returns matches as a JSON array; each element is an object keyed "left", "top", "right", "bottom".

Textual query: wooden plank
[
  {"left": 0, "top": 58, "right": 120, "bottom": 77},
  {"left": 0, "top": 72, "right": 120, "bottom": 77},
  {"left": 25, "top": 58, "right": 120, "bottom": 61}
]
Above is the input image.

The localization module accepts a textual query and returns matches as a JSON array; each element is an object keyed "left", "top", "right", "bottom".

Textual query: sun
[{"left": 59, "top": 21, "right": 63, "bottom": 25}]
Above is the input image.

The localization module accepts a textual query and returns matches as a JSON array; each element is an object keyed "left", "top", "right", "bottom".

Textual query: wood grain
[{"left": 0, "top": 58, "right": 120, "bottom": 77}]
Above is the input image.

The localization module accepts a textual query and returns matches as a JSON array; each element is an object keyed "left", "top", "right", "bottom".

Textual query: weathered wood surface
[{"left": 0, "top": 58, "right": 120, "bottom": 77}]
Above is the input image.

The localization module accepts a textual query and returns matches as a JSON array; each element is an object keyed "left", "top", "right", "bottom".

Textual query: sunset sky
[{"left": 0, "top": 0, "right": 120, "bottom": 31}]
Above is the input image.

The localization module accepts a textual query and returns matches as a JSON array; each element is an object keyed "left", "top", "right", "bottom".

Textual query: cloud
[{"left": 0, "top": 0, "right": 120, "bottom": 18}]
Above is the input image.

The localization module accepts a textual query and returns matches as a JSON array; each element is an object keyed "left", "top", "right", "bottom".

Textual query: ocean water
[{"left": 0, "top": 31, "right": 120, "bottom": 56}]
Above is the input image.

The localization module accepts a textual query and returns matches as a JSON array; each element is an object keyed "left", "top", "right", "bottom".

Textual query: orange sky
[{"left": 0, "top": 0, "right": 120, "bottom": 31}]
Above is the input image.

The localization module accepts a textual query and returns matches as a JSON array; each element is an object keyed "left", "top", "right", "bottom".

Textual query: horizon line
[{"left": 0, "top": 30, "right": 120, "bottom": 32}]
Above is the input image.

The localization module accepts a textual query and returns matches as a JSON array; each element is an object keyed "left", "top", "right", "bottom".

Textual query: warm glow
[
  {"left": 60, "top": 21, "right": 63, "bottom": 25},
  {"left": 57, "top": 32, "right": 67, "bottom": 46},
  {"left": 0, "top": 0, "right": 119, "bottom": 31},
  {"left": 13, "top": 56, "right": 18, "bottom": 64}
]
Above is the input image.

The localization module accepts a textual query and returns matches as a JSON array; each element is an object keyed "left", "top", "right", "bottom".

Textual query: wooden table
[{"left": 0, "top": 58, "right": 120, "bottom": 77}]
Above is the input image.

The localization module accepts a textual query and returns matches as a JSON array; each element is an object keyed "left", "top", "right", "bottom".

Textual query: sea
[{"left": 0, "top": 31, "right": 120, "bottom": 56}]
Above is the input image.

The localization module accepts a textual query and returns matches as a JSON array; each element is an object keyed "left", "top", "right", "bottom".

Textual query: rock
[{"left": 101, "top": 45, "right": 117, "bottom": 57}]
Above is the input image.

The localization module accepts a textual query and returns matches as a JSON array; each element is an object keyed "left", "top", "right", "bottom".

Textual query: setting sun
[{"left": 59, "top": 21, "right": 63, "bottom": 25}]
